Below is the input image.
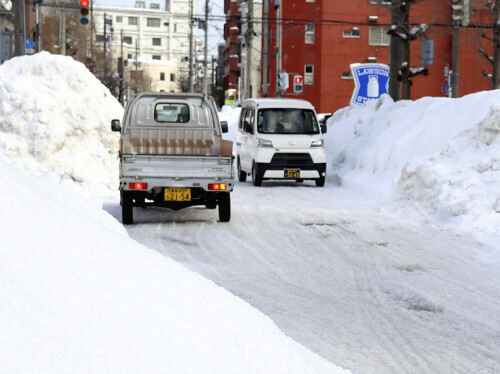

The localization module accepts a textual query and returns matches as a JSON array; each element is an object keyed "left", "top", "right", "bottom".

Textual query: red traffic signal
[
  {"left": 80, "top": 0, "right": 90, "bottom": 25},
  {"left": 293, "top": 75, "right": 303, "bottom": 93}
]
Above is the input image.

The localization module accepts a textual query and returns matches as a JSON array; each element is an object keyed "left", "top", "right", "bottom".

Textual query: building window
[
  {"left": 152, "top": 55, "right": 161, "bottom": 60},
  {"left": 152, "top": 38, "right": 162, "bottom": 46},
  {"left": 305, "top": 24, "right": 315, "bottom": 44},
  {"left": 116, "top": 16, "right": 122, "bottom": 23},
  {"left": 160, "top": 72, "right": 165, "bottom": 81},
  {"left": 170, "top": 73, "right": 175, "bottom": 82},
  {"left": 306, "top": 0, "right": 315, "bottom": 2},
  {"left": 370, "top": 0, "right": 391, "bottom": 4},
  {"left": 304, "top": 65, "right": 314, "bottom": 85},
  {"left": 147, "top": 18, "right": 161, "bottom": 27},
  {"left": 96, "top": 34, "right": 104, "bottom": 42},
  {"left": 369, "top": 26, "right": 390, "bottom": 46},
  {"left": 128, "top": 17, "right": 138, "bottom": 26},
  {"left": 341, "top": 71, "right": 353, "bottom": 79},
  {"left": 165, "top": 0, "right": 171, "bottom": 12},
  {"left": 343, "top": 28, "right": 360, "bottom": 38},
  {"left": 123, "top": 36, "right": 132, "bottom": 45}
]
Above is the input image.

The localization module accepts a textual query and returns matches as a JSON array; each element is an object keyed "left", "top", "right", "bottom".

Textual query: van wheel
[
  {"left": 252, "top": 163, "right": 263, "bottom": 187},
  {"left": 237, "top": 158, "right": 247, "bottom": 182},
  {"left": 218, "top": 192, "right": 231, "bottom": 222},
  {"left": 121, "top": 191, "right": 134, "bottom": 224},
  {"left": 315, "top": 176, "right": 325, "bottom": 187}
]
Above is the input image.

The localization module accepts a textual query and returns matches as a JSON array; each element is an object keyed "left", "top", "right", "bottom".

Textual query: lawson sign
[{"left": 350, "top": 63, "right": 390, "bottom": 106}]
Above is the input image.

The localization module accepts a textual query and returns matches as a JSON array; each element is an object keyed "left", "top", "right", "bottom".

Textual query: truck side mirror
[
  {"left": 111, "top": 119, "right": 121, "bottom": 132},
  {"left": 220, "top": 120, "right": 229, "bottom": 133},
  {"left": 320, "top": 123, "right": 327, "bottom": 134}
]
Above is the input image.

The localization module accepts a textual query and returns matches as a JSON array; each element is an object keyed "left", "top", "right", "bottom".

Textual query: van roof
[{"left": 241, "top": 98, "right": 316, "bottom": 110}]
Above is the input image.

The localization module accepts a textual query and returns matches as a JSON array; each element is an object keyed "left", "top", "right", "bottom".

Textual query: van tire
[
  {"left": 121, "top": 191, "right": 134, "bottom": 224},
  {"left": 252, "top": 163, "right": 263, "bottom": 187},
  {"left": 237, "top": 158, "right": 247, "bottom": 182},
  {"left": 218, "top": 192, "right": 231, "bottom": 222},
  {"left": 315, "top": 176, "right": 325, "bottom": 187}
]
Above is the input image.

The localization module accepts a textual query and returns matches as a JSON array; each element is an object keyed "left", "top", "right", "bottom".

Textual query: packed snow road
[{"left": 105, "top": 180, "right": 500, "bottom": 374}]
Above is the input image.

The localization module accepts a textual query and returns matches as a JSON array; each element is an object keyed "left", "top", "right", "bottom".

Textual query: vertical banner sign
[{"left": 350, "top": 63, "right": 390, "bottom": 106}]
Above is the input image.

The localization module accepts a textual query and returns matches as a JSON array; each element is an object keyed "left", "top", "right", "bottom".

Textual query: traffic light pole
[{"left": 275, "top": 1, "right": 282, "bottom": 98}]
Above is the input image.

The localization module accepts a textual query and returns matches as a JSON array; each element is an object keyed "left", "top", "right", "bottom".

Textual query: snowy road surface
[{"left": 105, "top": 180, "right": 500, "bottom": 374}]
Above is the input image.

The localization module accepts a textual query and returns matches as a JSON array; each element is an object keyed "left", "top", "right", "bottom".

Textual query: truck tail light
[
  {"left": 129, "top": 182, "right": 148, "bottom": 190},
  {"left": 208, "top": 183, "right": 227, "bottom": 190}
]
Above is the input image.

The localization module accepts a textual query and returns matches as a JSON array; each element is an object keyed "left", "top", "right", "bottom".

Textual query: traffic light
[
  {"left": 293, "top": 75, "right": 303, "bottom": 93},
  {"left": 80, "top": 0, "right": 90, "bottom": 26},
  {"left": 278, "top": 71, "right": 289, "bottom": 90}
]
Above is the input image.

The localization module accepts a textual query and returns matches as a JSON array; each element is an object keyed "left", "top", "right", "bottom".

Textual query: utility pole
[
  {"left": 13, "top": 0, "right": 24, "bottom": 56},
  {"left": 451, "top": 0, "right": 462, "bottom": 98},
  {"left": 389, "top": 0, "right": 402, "bottom": 101},
  {"left": 245, "top": 0, "right": 254, "bottom": 100},
  {"left": 275, "top": 0, "right": 282, "bottom": 98},
  {"left": 119, "top": 29, "right": 124, "bottom": 105},
  {"left": 188, "top": 0, "right": 194, "bottom": 93},
  {"left": 203, "top": 0, "right": 208, "bottom": 94},
  {"left": 262, "top": 0, "right": 269, "bottom": 96}
]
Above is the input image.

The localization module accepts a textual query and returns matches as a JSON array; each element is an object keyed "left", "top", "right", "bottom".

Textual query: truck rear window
[
  {"left": 154, "top": 103, "right": 190, "bottom": 123},
  {"left": 257, "top": 108, "right": 319, "bottom": 135}
]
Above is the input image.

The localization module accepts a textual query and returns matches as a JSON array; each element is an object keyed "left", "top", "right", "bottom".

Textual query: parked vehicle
[
  {"left": 111, "top": 93, "right": 234, "bottom": 224},
  {"left": 236, "top": 98, "right": 327, "bottom": 187}
]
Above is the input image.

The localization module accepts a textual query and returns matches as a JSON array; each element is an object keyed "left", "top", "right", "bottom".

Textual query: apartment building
[{"left": 225, "top": 0, "right": 494, "bottom": 114}]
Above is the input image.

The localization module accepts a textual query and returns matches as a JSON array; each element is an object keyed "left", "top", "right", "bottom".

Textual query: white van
[{"left": 236, "top": 98, "right": 327, "bottom": 187}]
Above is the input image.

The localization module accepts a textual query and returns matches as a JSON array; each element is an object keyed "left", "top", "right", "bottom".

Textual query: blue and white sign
[{"left": 350, "top": 63, "right": 390, "bottom": 106}]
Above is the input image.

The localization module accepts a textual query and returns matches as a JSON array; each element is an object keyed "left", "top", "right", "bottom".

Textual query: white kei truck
[{"left": 111, "top": 93, "right": 234, "bottom": 224}]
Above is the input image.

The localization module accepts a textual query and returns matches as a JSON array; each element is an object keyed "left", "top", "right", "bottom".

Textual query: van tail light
[
  {"left": 208, "top": 183, "right": 227, "bottom": 191},
  {"left": 129, "top": 182, "right": 148, "bottom": 190}
]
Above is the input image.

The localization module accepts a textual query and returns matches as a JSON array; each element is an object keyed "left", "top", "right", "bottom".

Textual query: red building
[
  {"left": 223, "top": 1, "right": 495, "bottom": 114},
  {"left": 223, "top": 0, "right": 242, "bottom": 97}
]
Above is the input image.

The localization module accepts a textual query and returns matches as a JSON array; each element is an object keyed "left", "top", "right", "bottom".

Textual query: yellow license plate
[
  {"left": 164, "top": 188, "right": 191, "bottom": 201},
  {"left": 284, "top": 169, "right": 300, "bottom": 178}
]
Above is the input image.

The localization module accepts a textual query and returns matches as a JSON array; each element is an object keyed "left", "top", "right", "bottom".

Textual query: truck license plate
[
  {"left": 164, "top": 188, "right": 191, "bottom": 201},
  {"left": 284, "top": 169, "right": 300, "bottom": 178}
]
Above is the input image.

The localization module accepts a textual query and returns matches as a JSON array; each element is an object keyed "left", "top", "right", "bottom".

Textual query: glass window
[
  {"left": 123, "top": 36, "right": 132, "bottom": 44},
  {"left": 160, "top": 72, "right": 165, "bottom": 81},
  {"left": 304, "top": 65, "right": 314, "bottom": 85},
  {"left": 154, "top": 103, "right": 190, "bottom": 123},
  {"left": 147, "top": 18, "right": 161, "bottom": 27},
  {"left": 152, "top": 37, "right": 161, "bottom": 46},
  {"left": 152, "top": 55, "right": 161, "bottom": 60},
  {"left": 170, "top": 73, "right": 175, "bottom": 82},
  {"left": 116, "top": 16, "right": 123, "bottom": 23},
  {"left": 369, "top": 26, "right": 390, "bottom": 46},
  {"left": 257, "top": 109, "right": 319, "bottom": 135},
  {"left": 128, "top": 17, "right": 138, "bottom": 26},
  {"left": 305, "top": 24, "right": 315, "bottom": 44}
]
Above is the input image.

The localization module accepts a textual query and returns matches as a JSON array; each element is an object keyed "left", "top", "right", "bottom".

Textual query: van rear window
[
  {"left": 154, "top": 103, "right": 190, "bottom": 123},
  {"left": 257, "top": 108, "right": 319, "bottom": 134}
]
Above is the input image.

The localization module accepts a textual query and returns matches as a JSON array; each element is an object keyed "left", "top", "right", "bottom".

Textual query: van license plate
[
  {"left": 284, "top": 169, "right": 300, "bottom": 178},
  {"left": 164, "top": 188, "right": 191, "bottom": 201}
]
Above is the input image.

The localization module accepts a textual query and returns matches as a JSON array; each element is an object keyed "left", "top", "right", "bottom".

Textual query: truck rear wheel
[
  {"left": 315, "top": 176, "right": 325, "bottom": 187},
  {"left": 218, "top": 192, "right": 231, "bottom": 222},
  {"left": 121, "top": 191, "right": 134, "bottom": 224}
]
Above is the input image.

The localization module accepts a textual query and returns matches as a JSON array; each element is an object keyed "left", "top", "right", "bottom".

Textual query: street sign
[{"left": 350, "top": 63, "right": 390, "bottom": 106}]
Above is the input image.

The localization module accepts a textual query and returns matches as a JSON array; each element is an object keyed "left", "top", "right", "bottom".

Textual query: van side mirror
[
  {"left": 111, "top": 119, "right": 121, "bottom": 132},
  {"left": 220, "top": 120, "right": 229, "bottom": 133},
  {"left": 244, "top": 122, "right": 253, "bottom": 134},
  {"left": 320, "top": 123, "right": 327, "bottom": 134}
]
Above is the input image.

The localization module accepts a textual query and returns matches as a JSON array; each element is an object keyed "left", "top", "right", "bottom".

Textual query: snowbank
[
  {"left": 326, "top": 91, "right": 500, "bottom": 240},
  {"left": 0, "top": 52, "right": 123, "bottom": 192}
]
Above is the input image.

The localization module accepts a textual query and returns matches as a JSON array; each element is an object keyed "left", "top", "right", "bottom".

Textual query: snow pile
[
  {"left": 0, "top": 52, "right": 123, "bottom": 192},
  {"left": 326, "top": 91, "right": 500, "bottom": 239},
  {"left": 0, "top": 53, "right": 348, "bottom": 373}
]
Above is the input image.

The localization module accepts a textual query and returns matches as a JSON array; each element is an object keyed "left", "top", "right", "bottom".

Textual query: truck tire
[
  {"left": 121, "top": 191, "right": 134, "bottom": 224},
  {"left": 237, "top": 158, "right": 247, "bottom": 182},
  {"left": 218, "top": 192, "right": 231, "bottom": 222},
  {"left": 315, "top": 176, "right": 325, "bottom": 187},
  {"left": 252, "top": 162, "right": 263, "bottom": 187}
]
